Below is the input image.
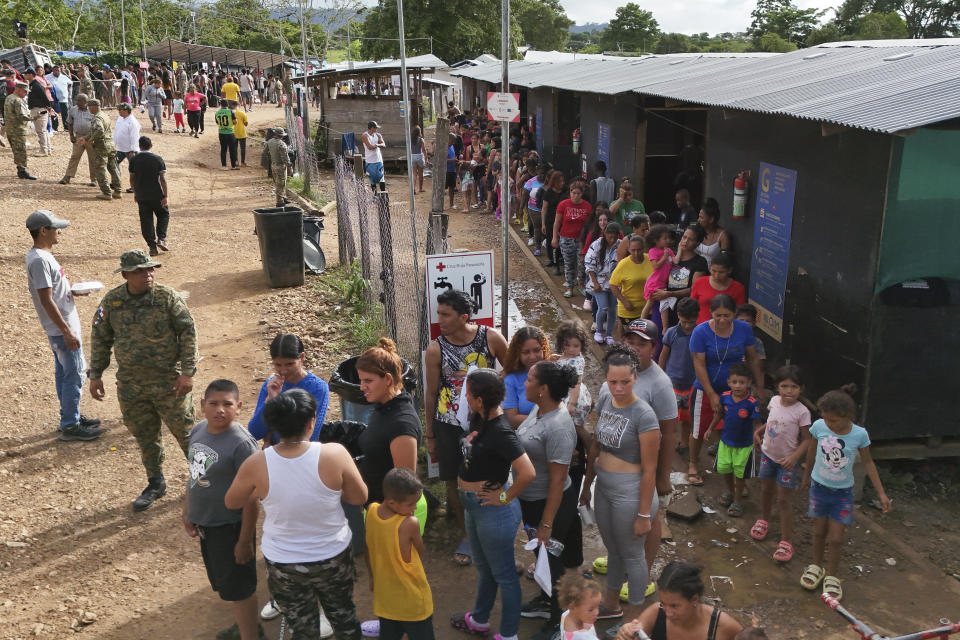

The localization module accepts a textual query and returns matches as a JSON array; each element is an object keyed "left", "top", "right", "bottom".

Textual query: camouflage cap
[
  {"left": 273, "top": 127, "right": 286, "bottom": 136},
  {"left": 114, "top": 249, "right": 162, "bottom": 273},
  {"left": 14, "top": 80, "right": 27, "bottom": 89},
  {"left": 87, "top": 98, "right": 101, "bottom": 107}
]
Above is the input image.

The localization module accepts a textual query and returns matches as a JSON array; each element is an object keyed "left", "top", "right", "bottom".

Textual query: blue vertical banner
[
  {"left": 535, "top": 106, "right": 543, "bottom": 154},
  {"left": 597, "top": 122, "right": 611, "bottom": 166},
  {"left": 748, "top": 163, "right": 797, "bottom": 342}
]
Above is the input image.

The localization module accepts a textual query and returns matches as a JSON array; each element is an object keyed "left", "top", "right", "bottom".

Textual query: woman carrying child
[{"left": 800, "top": 385, "right": 891, "bottom": 601}]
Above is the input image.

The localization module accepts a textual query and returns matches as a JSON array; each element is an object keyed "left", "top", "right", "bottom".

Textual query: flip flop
[
  {"left": 596, "top": 605, "right": 623, "bottom": 620},
  {"left": 719, "top": 492, "right": 733, "bottom": 507},
  {"left": 800, "top": 564, "right": 826, "bottom": 590},
  {"left": 822, "top": 575, "right": 843, "bottom": 600},
  {"left": 592, "top": 556, "right": 608, "bottom": 574},
  {"left": 750, "top": 519, "right": 769, "bottom": 541},
  {"left": 773, "top": 540, "right": 794, "bottom": 563},
  {"left": 687, "top": 473, "right": 704, "bottom": 486},
  {"left": 450, "top": 612, "right": 490, "bottom": 636},
  {"left": 453, "top": 540, "right": 472, "bottom": 566},
  {"left": 727, "top": 502, "right": 744, "bottom": 517}
]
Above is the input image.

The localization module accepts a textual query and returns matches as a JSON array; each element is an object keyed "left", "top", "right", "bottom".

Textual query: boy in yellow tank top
[{"left": 365, "top": 468, "right": 435, "bottom": 640}]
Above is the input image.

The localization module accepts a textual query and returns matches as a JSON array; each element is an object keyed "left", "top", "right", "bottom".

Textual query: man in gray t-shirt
[
  {"left": 186, "top": 419, "right": 258, "bottom": 526},
  {"left": 25, "top": 210, "right": 102, "bottom": 441}
]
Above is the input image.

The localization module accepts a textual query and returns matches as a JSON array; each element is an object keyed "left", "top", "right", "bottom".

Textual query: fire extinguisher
[
  {"left": 572, "top": 128, "right": 580, "bottom": 154},
  {"left": 733, "top": 171, "right": 748, "bottom": 218}
]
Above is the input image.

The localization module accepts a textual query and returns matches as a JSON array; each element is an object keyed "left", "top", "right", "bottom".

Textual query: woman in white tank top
[
  {"left": 694, "top": 197, "right": 729, "bottom": 267},
  {"left": 227, "top": 389, "right": 368, "bottom": 640}
]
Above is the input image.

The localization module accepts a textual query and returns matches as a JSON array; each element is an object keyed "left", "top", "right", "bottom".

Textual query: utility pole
[
  {"left": 500, "top": 0, "right": 510, "bottom": 338},
  {"left": 299, "top": 0, "right": 313, "bottom": 195},
  {"left": 138, "top": 0, "right": 147, "bottom": 60},
  {"left": 121, "top": 0, "right": 127, "bottom": 64},
  {"left": 347, "top": 20, "right": 353, "bottom": 69}
]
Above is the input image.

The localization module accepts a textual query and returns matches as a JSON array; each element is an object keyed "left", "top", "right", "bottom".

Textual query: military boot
[
  {"left": 132, "top": 477, "right": 167, "bottom": 512},
  {"left": 18, "top": 168, "right": 37, "bottom": 180}
]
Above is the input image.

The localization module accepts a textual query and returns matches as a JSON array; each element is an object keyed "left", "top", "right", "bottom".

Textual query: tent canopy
[{"left": 143, "top": 38, "right": 290, "bottom": 69}]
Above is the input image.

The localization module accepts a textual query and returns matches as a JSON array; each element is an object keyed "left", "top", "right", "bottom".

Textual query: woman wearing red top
[
  {"left": 184, "top": 85, "right": 205, "bottom": 138},
  {"left": 553, "top": 182, "right": 593, "bottom": 298},
  {"left": 689, "top": 253, "right": 745, "bottom": 324}
]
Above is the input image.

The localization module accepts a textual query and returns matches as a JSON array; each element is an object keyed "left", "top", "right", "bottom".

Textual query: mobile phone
[{"left": 39, "top": 110, "right": 48, "bottom": 115}]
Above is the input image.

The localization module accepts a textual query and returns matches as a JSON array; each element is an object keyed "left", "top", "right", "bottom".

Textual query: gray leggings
[
  {"left": 594, "top": 466, "right": 658, "bottom": 605},
  {"left": 147, "top": 104, "right": 163, "bottom": 130}
]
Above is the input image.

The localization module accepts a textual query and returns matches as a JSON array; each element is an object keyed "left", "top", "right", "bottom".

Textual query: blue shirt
[
  {"left": 719, "top": 391, "right": 760, "bottom": 448},
  {"left": 662, "top": 324, "right": 695, "bottom": 389},
  {"left": 689, "top": 320, "right": 756, "bottom": 392},
  {"left": 809, "top": 419, "right": 871, "bottom": 489},
  {"left": 503, "top": 370, "right": 536, "bottom": 416},
  {"left": 247, "top": 372, "right": 330, "bottom": 444},
  {"left": 446, "top": 145, "right": 456, "bottom": 172}
]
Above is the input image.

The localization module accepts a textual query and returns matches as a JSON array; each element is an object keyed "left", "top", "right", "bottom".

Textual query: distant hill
[{"left": 569, "top": 22, "right": 607, "bottom": 33}]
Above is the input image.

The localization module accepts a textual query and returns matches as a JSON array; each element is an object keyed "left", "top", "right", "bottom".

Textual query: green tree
[
  {"left": 758, "top": 32, "right": 798, "bottom": 51},
  {"left": 515, "top": 0, "right": 574, "bottom": 50},
  {"left": 855, "top": 11, "right": 910, "bottom": 37},
  {"left": 600, "top": 3, "right": 660, "bottom": 53},
  {"left": 832, "top": 0, "right": 957, "bottom": 37},
  {"left": 655, "top": 33, "right": 691, "bottom": 53},
  {"left": 805, "top": 23, "right": 841, "bottom": 44},
  {"left": 747, "top": 0, "right": 822, "bottom": 46}
]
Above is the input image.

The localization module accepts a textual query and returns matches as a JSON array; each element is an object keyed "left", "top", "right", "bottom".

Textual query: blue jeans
[
  {"left": 460, "top": 489, "right": 522, "bottom": 637},
  {"left": 49, "top": 334, "right": 86, "bottom": 429},
  {"left": 594, "top": 289, "right": 617, "bottom": 337}
]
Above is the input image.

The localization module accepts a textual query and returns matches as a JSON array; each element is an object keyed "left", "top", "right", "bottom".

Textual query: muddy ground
[{"left": 0, "top": 112, "right": 958, "bottom": 639}]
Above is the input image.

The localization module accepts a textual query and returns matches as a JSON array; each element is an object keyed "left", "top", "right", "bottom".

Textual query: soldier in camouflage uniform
[
  {"left": 266, "top": 127, "right": 293, "bottom": 207},
  {"left": 77, "top": 66, "right": 95, "bottom": 101},
  {"left": 88, "top": 250, "right": 198, "bottom": 511},
  {"left": 80, "top": 98, "right": 122, "bottom": 200},
  {"left": 4, "top": 80, "right": 38, "bottom": 179}
]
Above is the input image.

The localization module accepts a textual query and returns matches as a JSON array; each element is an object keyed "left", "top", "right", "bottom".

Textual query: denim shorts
[
  {"left": 757, "top": 452, "right": 798, "bottom": 489},
  {"left": 808, "top": 480, "right": 855, "bottom": 525}
]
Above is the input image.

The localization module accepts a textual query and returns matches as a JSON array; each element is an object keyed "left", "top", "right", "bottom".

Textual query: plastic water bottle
[{"left": 524, "top": 526, "right": 565, "bottom": 557}]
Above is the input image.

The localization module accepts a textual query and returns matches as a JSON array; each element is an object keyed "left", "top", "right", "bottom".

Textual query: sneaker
[
  {"left": 96, "top": 193, "right": 112, "bottom": 200},
  {"left": 319, "top": 611, "right": 334, "bottom": 638},
  {"left": 360, "top": 620, "right": 379, "bottom": 638},
  {"left": 58, "top": 423, "right": 104, "bottom": 441},
  {"left": 596, "top": 605, "right": 623, "bottom": 620},
  {"left": 527, "top": 238, "right": 535, "bottom": 246},
  {"left": 563, "top": 289, "right": 573, "bottom": 298},
  {"left": 534, "top": 249, "right": 541, "bottom": 256},
  {"left": 260, "top": 600, "right": 281, "bottom": 621},
  {"left": 520, "top": 594, "right": 551, "bottom": 619},
  {"left": 531, "top": 621, "right": 560, "bottom": 640},
  {"left": 156, "top": 239, "right": 169, "bottom": 251},
  {"left": 605, "top": 336, "right": 616, "bottom": 345},
  {"left": 149, "top": 246, "right": 159, "bottom": 257},
  {"left": 58, "top": 176, "right": 70, "bottom": 184},
  {"left": 132, "top": 477, "right": 167, "bottom": 512},
  {"left": 594, "top": 332, "right": 604, "bottom": 344},
  {"left": 79, "top": 415, "right": 101, "bottom": 428}
]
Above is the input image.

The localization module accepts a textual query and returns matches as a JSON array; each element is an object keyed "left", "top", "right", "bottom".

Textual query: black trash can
[
  {"left": 253, "top": 206, "right": 304, "bottom": 288},
  {"left": 328, "top": 355, "right": 418, "bottom": 424}
]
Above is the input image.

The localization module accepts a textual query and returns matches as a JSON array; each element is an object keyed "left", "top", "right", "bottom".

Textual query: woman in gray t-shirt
[
  {"left": 581, "top": 345, "right": 660, "bottom": 620},
  {"left": 516, "top": 360, "right": 580, "bottom": 625}
]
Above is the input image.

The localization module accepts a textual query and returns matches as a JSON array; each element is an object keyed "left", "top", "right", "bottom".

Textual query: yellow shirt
[
  {"left": 365, "top": 504, "right": 433, "bottom": 621},
  {"left": 234, "top": 108, "right": 248, "bottom": 138},
  {"left": 609, "top": 254, "right": 653, "bottom": 319},
  {"left": 222, "top": 82, "right": 240, "bottom": 102}
]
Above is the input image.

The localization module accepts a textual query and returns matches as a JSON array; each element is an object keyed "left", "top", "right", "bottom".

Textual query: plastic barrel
[
  {"left": 253, "top": 206, "right": 304, "bottom": 288},
  {"left": 329, "top": 355, "right": 418, "bottom": 425}
]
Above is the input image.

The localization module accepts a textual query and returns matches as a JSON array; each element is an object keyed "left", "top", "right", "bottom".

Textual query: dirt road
[{"left": 1, "top": 113, "right": 958, "bottom": 639}]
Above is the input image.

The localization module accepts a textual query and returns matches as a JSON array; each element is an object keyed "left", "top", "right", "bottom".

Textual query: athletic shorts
[
  {"left": 445, "top": 171, "right": 457, "bottom": 189},
  {"left": 198, "top": 522, "right": 257, "bottom": 601},
  {"left": 434, "top": 420, "right": 465, "bottom": 481},
  {"left": 366, "top": 161, "right": 384, "bottom": 186},
  {"left": 241, "top": 91, "right": 252, "bottom": 101},
  {"left": 689, "top": 387, "right": 722, "bottom": 439},
  {"left": 716, "top": 442, "right": 752, "bottom": 478},
  {"left": 757, "top": 452, "right": 798, "bottom": 489},
  {"left": 807, "top": 480, "right": 854, "bottom": 525},
  {"left": 673, "top": 386, "right": 692, "bottom": 423},
  {"left": 411, "top": 153, "right": 425, "bottom": 168}
]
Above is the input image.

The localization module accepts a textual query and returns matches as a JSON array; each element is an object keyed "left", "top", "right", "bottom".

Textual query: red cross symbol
[{"left": 436, "top": 262, "right": 447, "bottom": 272}]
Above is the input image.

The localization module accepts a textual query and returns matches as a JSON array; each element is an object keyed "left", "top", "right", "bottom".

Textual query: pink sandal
[
  {"left": 450, "top": 612, "right": 490, "bottom": 636},
  {"left": 773, "top": 540, "right": 794, "bottom": 562},
  {"left": 750, "top": 519, "right": 769, "bottom": 541}
]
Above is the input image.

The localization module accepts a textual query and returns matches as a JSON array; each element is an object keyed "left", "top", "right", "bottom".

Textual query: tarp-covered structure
[{"left": 144, "top": 38, "right": 290, "bottom": 69}]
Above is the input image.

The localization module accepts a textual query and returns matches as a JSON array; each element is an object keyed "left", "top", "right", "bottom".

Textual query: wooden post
[
  {"left": 375, "top": 193, "right": 399, "bottom": 341},
  {"left": 427, "top": 115, "right": 450, "bottom": 255},
  {"left": 355, "top": 167, "right": 372, "bottom": 282}
]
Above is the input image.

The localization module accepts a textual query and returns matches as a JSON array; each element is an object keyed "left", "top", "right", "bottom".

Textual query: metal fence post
[{"left": 334, "top": 157, "right": 357, "bottom": 266}]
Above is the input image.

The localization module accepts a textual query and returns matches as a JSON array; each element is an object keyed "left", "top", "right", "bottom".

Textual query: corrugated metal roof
[
  {"left": 306, "top": 54, "right": 446, "bottom": 78},
  {"left": 637, "top": 42, "right": 960, "bottom": 133},
  {"left": 144, "top": 38, "right": 290, "bottom": 69}
]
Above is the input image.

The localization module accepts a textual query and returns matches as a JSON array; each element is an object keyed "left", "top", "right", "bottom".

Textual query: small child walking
[
  {"left": 365, "top": 467, "right": 434, "bottom": 640},
  {"left": 801, "top": 384, "right": 891, "bottom": 601},
  {"left": 557, "top": 574, "right": 601, "bottom": 640},
  {"left": 553, "top": 320, "right": 592, "bottom": 427},
  {"left": 640, "top": 225, "right": 676, "bottom": 323},
  {"left": 172, "top": 92, "right": 185, "bottom": 133},
  {"left": 709, "top": 363, "right": 760, "bottom": 517},
  {"left": 182, "top": 379, "right": 261, "bottom": 640},
  {"left": 658, "top": 297, "right": 700, "bottom": 453},
  {"left": 751, "top": 365, "right": 811, "bottom": 563}
]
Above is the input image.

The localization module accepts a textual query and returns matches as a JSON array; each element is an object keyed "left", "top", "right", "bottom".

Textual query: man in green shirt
[
  {"left": 213, "top": 98, "right": 238, "bottom": 169},
  {"left": 610, "top": 181, "right": 646, "bottom": 236}
]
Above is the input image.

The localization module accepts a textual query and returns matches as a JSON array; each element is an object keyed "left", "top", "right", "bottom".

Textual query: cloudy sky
[{"left": 560, "top": 0, "right": 834, "bottom": 35}]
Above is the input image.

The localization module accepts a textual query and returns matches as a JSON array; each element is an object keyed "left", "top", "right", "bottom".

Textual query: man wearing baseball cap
[
  {"left": 597, "top": 317, "right": 679, "bottom": 600},
  {"left": 4, "top": 79, "right": 39, "bottom": 179},
  {"left": 25, "top": 211, "right": 103, "bottom": 441},
  {"left": 88, "top": 250, "right": 198, "bottom": 511},
  {"left": 361, "top": 120, "right": 386, "bottom": 191}
]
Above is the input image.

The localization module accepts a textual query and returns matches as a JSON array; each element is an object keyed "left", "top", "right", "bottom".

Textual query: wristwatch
[{"left": 499, "top": 491, "right": 509, "bottom": 505}]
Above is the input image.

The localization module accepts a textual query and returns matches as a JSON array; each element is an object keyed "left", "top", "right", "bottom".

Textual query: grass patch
[
  {"left": 286, "top": 173, "right": 330, "bottom": 208},
  {"left": 314, "top": 260, "right": 384, "bottom": 353}
]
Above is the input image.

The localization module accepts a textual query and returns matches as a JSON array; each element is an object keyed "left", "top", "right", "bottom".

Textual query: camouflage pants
[
  {"left": 272, "top": 168, "right": 287, "bottom": 203},
  {"left": 93, "top": 150, "right": 121, "bottom": 195},
  {"left": 8, "top": 134, "right": 27, "bottom": 169},
  {"left": 116, "top": 378, "right": 193, "bottom": 479},
  {"left": 266, "top": 547, "right": 361, "bottom": 640}
]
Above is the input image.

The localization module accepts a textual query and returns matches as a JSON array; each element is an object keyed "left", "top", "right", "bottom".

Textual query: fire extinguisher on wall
[
  {"left": 733, "top": 171, "right": 749, "bottom": 218},
  {"left": 572, "top": 127, "right": 580, "bottom": 154}
]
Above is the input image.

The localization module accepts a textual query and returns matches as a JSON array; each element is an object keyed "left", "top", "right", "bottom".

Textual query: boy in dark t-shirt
[
  {"left": 709, "top": 364, "right": 760, "bottom": 518},
  {"left": 183, "top": 379, "right": 261, "bottom": 639}
]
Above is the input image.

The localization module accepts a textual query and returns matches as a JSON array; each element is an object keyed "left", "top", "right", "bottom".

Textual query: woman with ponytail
[{"left": 248, "top": 333, "right": 330, "bottom": 444}]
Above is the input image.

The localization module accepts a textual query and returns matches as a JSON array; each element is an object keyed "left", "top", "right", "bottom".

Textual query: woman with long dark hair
[
  {"left": 585, "top": 222, "right": 623, "bottom": 345},
  {"left": 502, "top": 327, "right": 552, "bottom": 428}
]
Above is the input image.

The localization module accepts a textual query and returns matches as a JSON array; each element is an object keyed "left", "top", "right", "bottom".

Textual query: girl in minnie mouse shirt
[{"left": 800, "top": 384, "right": 891, "bottom": 602}]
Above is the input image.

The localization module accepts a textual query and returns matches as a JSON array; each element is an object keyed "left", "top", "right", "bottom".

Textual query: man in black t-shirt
[{"left": 128, "top": 136, "right": 170, "bottom": 256}]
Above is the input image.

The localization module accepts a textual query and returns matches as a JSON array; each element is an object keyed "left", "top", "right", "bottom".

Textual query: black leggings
[
  {"left": 238, "top": 137, "right": 246, "bottom": 164},
  {"left": 219, "top": 133, "right": 238, "bottom": 167},
  {"left": 198, "top": 108, "right": 205, "bottom": 132},
  {"left": 187, "top": 110, "right": 200, "bottom": 132},
  {"left": 137, "top": 199, "right": 169, "bottom": 246}
]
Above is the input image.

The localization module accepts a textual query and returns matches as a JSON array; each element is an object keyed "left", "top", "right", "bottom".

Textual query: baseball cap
[
  {"left": 624, "top": 318, "right": 660, "bottom": 343},
  {"left": 367, "top": 120, "right": 379, "bottom": 129},
  {"left": 273, "top": 127, "right": 286, "bottom": 136},
  {"left": 87, "top": 98, "right": 100, "bottom": 107},
  {"left": 114, "top": 249, "right": 162, "bottom": 273},
  {"left": 26, "top": 210, "right": 70, "bottom": 232},
  {"left": 14, "top": 80, "right": 27, "bottom": 89},
  {"left": 23, "top": 67, "right": 35, "bottom": 76},
  {"left": 1, "top": 68, "right": 14, "bottom": 76}
]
